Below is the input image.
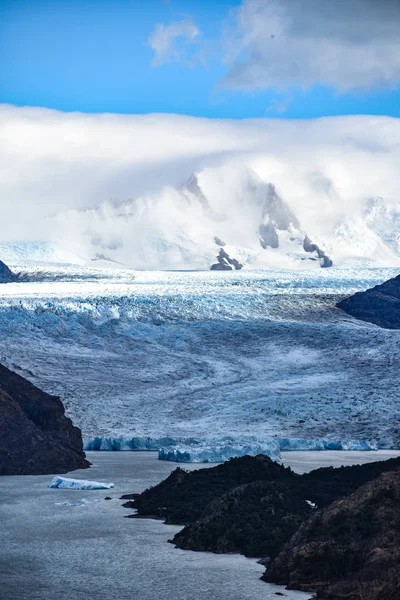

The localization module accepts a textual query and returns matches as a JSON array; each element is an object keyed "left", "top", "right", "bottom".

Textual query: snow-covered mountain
[
  {"left": 0, "top": 164, "right": 399, "bottom": 270},
  {"left": 1, "top": 106, "right": 400, "bottom": 270},
  {"left": 31, "top": 164, "right": 398, "bottom": 270}
]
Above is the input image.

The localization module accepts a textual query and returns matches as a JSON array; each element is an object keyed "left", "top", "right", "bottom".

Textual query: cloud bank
[
  {"left": 223, "top": 0, "right": 400, "bottom": 92},
  {"left": 0, "top": 104, "right": 399, "bottom": 268}
]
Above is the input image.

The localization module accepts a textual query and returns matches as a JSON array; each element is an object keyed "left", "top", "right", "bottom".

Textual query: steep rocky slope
[
  {"left": 264, "top": 470, "right": 400, "bottom": 600},
  {"left": 0, "top": 363, "right": 89, "bottom": 475},
  {"left": 0, "top": 260, "right": 16, "bottom": 283},
  {"left": 337, "top": 274, "right": 400, "bottom": 328}
]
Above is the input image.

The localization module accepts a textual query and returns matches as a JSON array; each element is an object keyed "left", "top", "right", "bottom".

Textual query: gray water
[{"left": 1, "top": 451, "right": 399, "bottom": 600}]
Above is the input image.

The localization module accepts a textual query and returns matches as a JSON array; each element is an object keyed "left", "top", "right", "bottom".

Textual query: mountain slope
[
  {"left": 0, "top": 260, "right": 16, "bottom": 283},
  {"left": 337, "top": 274, "right": 400, "bottom": 328},
  {"left": 265, "top": 470, "right": 400, "bottom": 600},
  {"left": 0, "top": 363, "right": 89, "bottom": 475}
]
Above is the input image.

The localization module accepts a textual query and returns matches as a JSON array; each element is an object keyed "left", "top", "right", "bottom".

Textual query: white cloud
[
  {"left": 0, "top": 104, "right": 400, "bottom": 268},
  {"left": 223, "top": 0, "right": 400, "bottom": 92},
  {"left": 149, "top": 19, "right": 200, "bottom": 67}
]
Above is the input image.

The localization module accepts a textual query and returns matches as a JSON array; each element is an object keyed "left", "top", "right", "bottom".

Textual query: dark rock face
[
  {"left": 303, "top": 235, "right": 333, "bottom": 268},
  {"left": 258, "top": 184, "right": 299, "bottom": 250},
  {"left": 0, "top": 260, "right": 16, "bottom": 283},
  {"left": 337, "top": 274, "right": 400, "bottom": 329},
  {"left": 128, "top": 455, "right": 291, "bottom": 523},
  {"left": 264, "top": 470, "right": 400, "bottom": 600},
  {"left": 210, "top": 248, "right": 243, "bottom": 271},
  {"left": 125, "top": 454, "right": 400, "bottom": 560},
  {"left": 173, "top": 478, "right": 310, "bottom": 557},
  {"left": 0, "top": 363, "right": 89, "bottom": 475},
  {"left": 259, "top": 223, "right": 279, "bottom": 249},
  {"left": 171, "top": 457, "right": 400, "bottom": 558}
]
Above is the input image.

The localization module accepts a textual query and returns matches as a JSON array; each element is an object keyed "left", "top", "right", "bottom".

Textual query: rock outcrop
[
  {"left": 264, "top": 470, "right": 400, "bottom": 600},
  {"left": 337, "top": 274, "right": 400, "bottom": 328},
  {"left": 210, "top": 248, "right": 243, "bottom": 271},
  {"left": 303, "top": 235, "right": 333, "bottom": 268},
  {"left": 125, "top": 455, "right": 400, "bottom": 559},
  {"left": 0, "top": 260, "right": 16, "bottom": 283},
  {"left": 0, "top": 363, "right": 89, "bottom": 475}
]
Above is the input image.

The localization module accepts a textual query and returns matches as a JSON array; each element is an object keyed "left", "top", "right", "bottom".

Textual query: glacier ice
[
  {"left": 158, "top": 440, "right": 281, "bottom": 463},
  {"left": 0, "top": 266, "right": 399, "bottom": 452},
  {"left": 49, "top": 476, "right": 114, "bottom": 490},
  {"left": 83, "top": 436, "right": 379, "bottom": 463},
  {"left": 55, "top": 498, "right": 89, "bottom": 507},
  {"left": 83, "top": 436, "right": 192, "bottom": 451},
  {"left": 157, "top": 438, "right": 379, "bottom": 463},
  {"left": 278, "top": 439, "right": 378, "bottom": 452}
]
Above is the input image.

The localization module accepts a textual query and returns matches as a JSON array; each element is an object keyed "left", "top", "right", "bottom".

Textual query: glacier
[
  {"left": 83, "top": 436, "right": 193, "bottom": 452},
  {"left": 83, "top": 436, "right": 378, "bottom": 463},
  {"left": 0, "top": 264, "right": 399, "bottom": 455},
  {"left": 49, "top": 476, "right": 114, "bottom": 490},
  {"left": 158, "top": 442, "right": 281, "bottom": 464},
  {"left": 159, "top": 439, "right": 378, "bottom": 463}
]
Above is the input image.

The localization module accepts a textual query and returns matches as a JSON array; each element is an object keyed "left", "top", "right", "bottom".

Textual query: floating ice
[
  {"left": 157, "top": 437, "right": 379, "bottom": 463},
  {"left": 278, "top": 438, "right": 378, "bottom": 452},
  {"left": 49, "top": 476, "right": 114, "bottom": 490},
  {"left": 55, "top": 498, "right": 89, "bottom": 507},
  {"left": 158, "top": 440, "right": 281, "bottom": 463}
]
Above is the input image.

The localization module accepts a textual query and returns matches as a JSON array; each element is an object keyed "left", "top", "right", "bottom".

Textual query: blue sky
[{"left": 1, "top": 0, "right": 400, "bottom": 119}]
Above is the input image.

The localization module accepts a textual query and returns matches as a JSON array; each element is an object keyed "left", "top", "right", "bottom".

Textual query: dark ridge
[
  {"left": 0, "top": 363, "right": 89, "bottom": 475},
  {"left": 127, "top": 455, "right": 292, "bottom": 523},
  {"left": 264, "top": 470, "right": 400, "bottom": 600},
  {"left": 0, "top": 260, "right": 17, "bottom": 283},
  {"left": 124, "top": 455, "right": 400, "bottom": 560},
  {"left": 337, "top": 274, "right": 400, "bottom": 329},
  {"left": 210, "top": 248, "right": 243, "bottom": 271},
  {"left": 303, "top": 235, "right": 333, "bottom": 268}
]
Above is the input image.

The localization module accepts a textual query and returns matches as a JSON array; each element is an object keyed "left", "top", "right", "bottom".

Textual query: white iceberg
[
  {"left": 158, "top": 440, "right": 281, "bottom": 463},
  {"left": 49, "top": 476, "right": 114, "bottom": 490}
]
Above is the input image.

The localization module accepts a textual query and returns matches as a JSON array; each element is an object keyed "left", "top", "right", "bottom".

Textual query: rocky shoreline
[{"left": 124, "top": 455, "right": 400, "bottom": 600}]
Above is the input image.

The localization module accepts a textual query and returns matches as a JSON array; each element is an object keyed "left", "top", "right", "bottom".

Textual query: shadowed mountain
[
  {"left": 337, "top": 274, "right": 400, "bottom": 328},
  {"left": 0, "top": 260, "right": 16, "bottom": 283},
  {"left": 0, "top": 363, "right": 89, "bottom": 475}
]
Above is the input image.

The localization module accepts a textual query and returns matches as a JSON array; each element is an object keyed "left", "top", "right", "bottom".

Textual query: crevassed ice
[
  {"left": 83, "top": 437, "right": 379, "bottom": 462},
  {"left": 158, "top": 441, "right": 281, "bottom": 463},
  {"left": 278, "top": 438, "right": 378, "bottom": 452}
]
